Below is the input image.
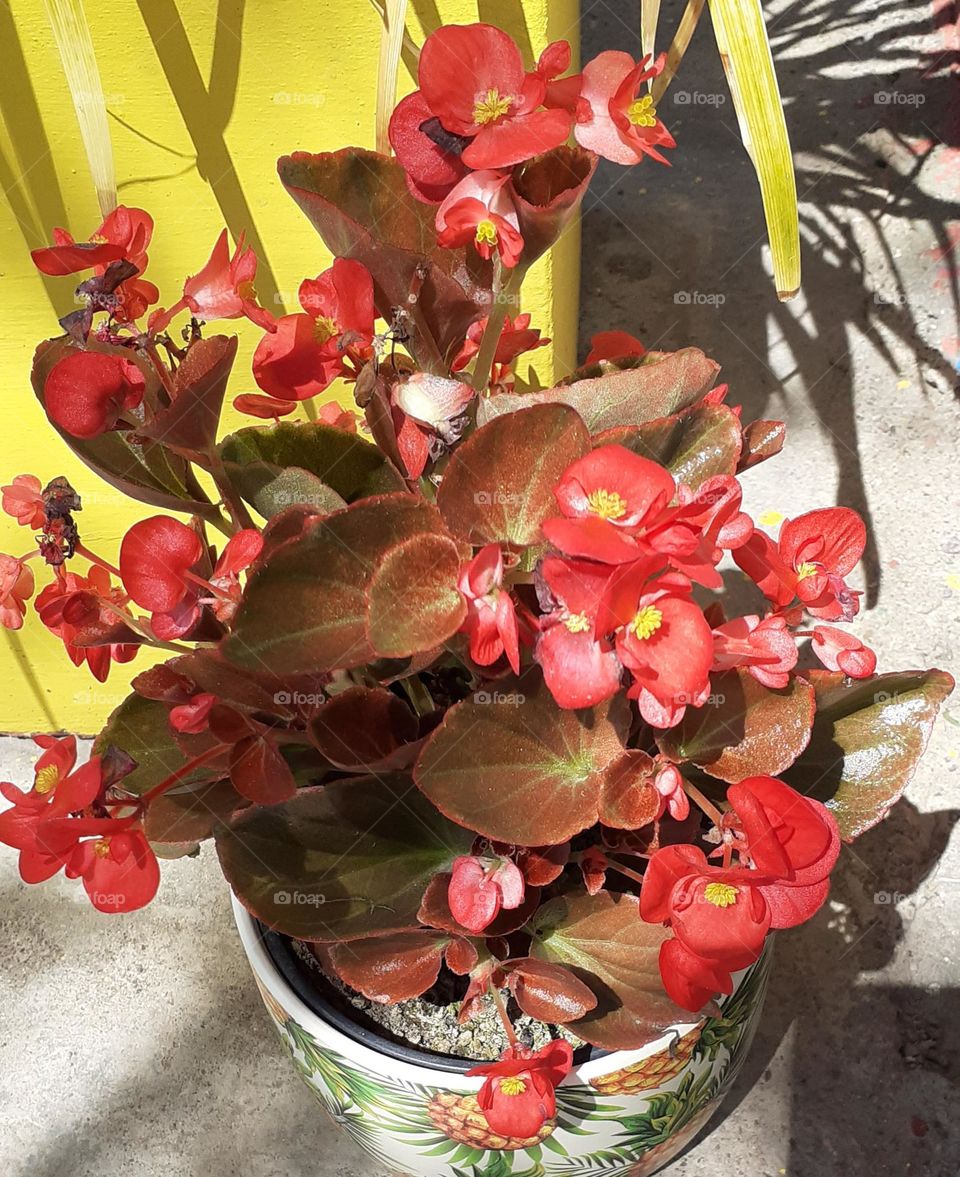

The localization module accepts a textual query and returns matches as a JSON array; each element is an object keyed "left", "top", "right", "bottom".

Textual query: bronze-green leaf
[
  {"left": 216, "top": 775, "right": 473, "bottom": 940},
  {"left": 595, "top": 403, "right": 742, "bottom": 489},
  {"left": 219, "top": 420, "right": 403, "bottom": 512},
  {"left": 478, "top": 348, "right": 720, "bottom": 434},
  {"left": 414, "top": 671, "right": 630, "bottom": 844},
  {"left": 529, "top": 891, "right": 690, "bottom": 1050},
  {"left": 657, "top": 669, "right": 815, "bottom": 782},
  {"left": 437, "top": 403, "right": 590, "bottom": 546},
  {"left": 366, "top": 532, "right": 466, "bottom": 658},
  {"left": 783, "top": 669, "right": 954, "bottom": 841},
  {"left": 223, "top": 494, "right": 444, "bottom": 674}
]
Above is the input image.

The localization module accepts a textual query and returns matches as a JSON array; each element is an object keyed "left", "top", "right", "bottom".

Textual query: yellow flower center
[
  {"left": 499, "top": 1076, "right": 527, "bottom": 1096},
  {"left": 586, "top": 488, "right": 627, "bottom": 520},
  {"left": 796, "top": 561, "right": 818, "bottom": 581},
  {"left": 34, "top": 765, "right": 60, "bottom": 795},
  {"left": 313, "top": 314, "right": 339, "bottom": 345},
  {"left": 627, "top": 94, "right": 658, "bottom": 127},
  {"left": 564, "top": 612, "right": 591, "bottom": 634},
  {"left": 475, "top": 220, "right": 499, "bottom": 247},
  {"left": 704, "top": 882, "right": 739, "bottom": 908},
  {"left": 89, "top": 233, "right": 109, "bottom": 244},
  {"left": 473, "top": 89, "right": 513, "bottom": 126},
  {"left": 93, "top": 838, "right": 112, "bottom": 859},
  {"left": 629, "top": 604, "right": 663, "bottom": 640}
]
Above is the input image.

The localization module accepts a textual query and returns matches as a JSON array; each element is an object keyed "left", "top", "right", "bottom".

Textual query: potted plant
[{"left": 0, "top": 21, "right": 952, "bottom": 1177}]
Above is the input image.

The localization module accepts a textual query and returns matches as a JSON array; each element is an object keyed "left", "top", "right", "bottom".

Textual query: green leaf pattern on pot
[{"left": 249, "top": 953, "right": 769, "bottom": 1176}]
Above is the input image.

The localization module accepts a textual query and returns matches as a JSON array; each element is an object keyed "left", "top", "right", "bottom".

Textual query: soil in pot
[{"left": 264, "top": 925, "right": 587, "bottom": 1065}]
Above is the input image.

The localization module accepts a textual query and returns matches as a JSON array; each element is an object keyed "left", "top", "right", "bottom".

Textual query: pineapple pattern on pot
[{"left": 250, "top": 952, "right": 769, "bottom": 1177}]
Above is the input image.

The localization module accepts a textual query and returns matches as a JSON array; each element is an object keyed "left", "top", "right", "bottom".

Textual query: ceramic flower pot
[{"left": 233, "top": 897, "right": 770, "bottom": 1176}]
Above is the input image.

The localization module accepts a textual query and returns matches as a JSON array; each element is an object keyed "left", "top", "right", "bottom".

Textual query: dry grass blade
[
  {"left": 641, "top": 0, "right": 662, "bottom": 60},
  {"left": 375, "top": 0, "right": 409, "bottom": 154},
  {"left": 43, "top": 0, "right": 116, "bottom": 216},
  {"left": 651, "top": 0, "right": 706, "bottom": 103},
  {"left": 708, "top": 0, "right": 801, "bottom": 300}
]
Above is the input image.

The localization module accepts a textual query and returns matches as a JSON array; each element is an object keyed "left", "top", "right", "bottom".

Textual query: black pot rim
[{"left": 256, "top": 921, "right": 605, "bottom": 1074}]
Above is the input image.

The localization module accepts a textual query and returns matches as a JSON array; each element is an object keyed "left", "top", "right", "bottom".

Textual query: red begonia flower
[
  {"left": 458, "top": 544, "right": 520, "bottom": 674},
  {"left": 726, "top": 775, "right": 840, "bottom": 928},
  {"left": 658, "top": 935, "right": 736, "bottom": 1011},
  {"left": 119, "top": 516, "right": 204, "bottom": 613},
  {"left": 810, "top": 624, "right": 877, "bottom": 678},
  {"left": 653, "top": 763, "right": 690, "bottom": 821},
  {"left": 735, "top": 507, "right": 866, "bottom": 621},
  {"left": 711, "top": 613, "right": 799, "bottom": 689},
  {"left": 436, "top": 171, "right": 524, "bottom": 267},
  {"left": 641, "top": 843, "right": 769, "bottom": 974},
  {"left": 316, "top": 401, "right": 359, "bottom": 432},
  {"left": 31, "top": 206, "right": 159, "bottom": 319},
  {"left": 253, "top": 259, "right": 374, "bottom": 401},
  {"left": 36, "top": 566, "right": 138, "bottom": 682},
  {"left": 205, "top": 528, "right": 263, "bottom": 625},
  {"left": 534, "top": 41, "right": 583, "bottom": 115},
  {"left": 542, "top": 445, "right": 676, "bottom": 565},
  {"left": 388, "top": 90, "right": 472, "bottom": 204},
  {"left": 43, "top": 350, "right": 145, "bottom": 439},
  {"left": 652, "top": 475, "right": 753, "bottom": 589},
  {"left": 601, "top": 561, "right": 713, "bottom": 728},
  {"left": 575, "top": 51, "right": 675, "bottom": 165},
  {"left": 452, "top": 313, "right": 550, "bottom": 375},
  {"left": 152, "top": 230, "right": 275, "bottom": 334},
  {"left": 419, "top": 24, "right": 573, "bottom": 171},
  {"left": 584, "top": 330, "right": 646, "bottom": 365},
  {"left": 2, "top": 474, "right": 45, "bottom": 529},
  {"left": 0, "top": 555, "right": 34, "bottom": 630},
  {"left": 536, "top": 555, "right": 622, "bottom": 709},
  {"left": 447, "top": 853, "right": 525, "bottom": 933},
  {"left": 64, "top": 825, "right": 160, "bottom": 913},
  {"left": 169, "top": 692, "right": 217, "bottom": 734},
  {"left": 466, "top": 1039, "right": 573, "bottom": 1138}
]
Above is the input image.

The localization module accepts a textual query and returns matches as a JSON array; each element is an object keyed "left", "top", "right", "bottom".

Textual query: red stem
[
  {"left": 489, "top": 984, "right": 519, "bottom": 1048},
  {"left": 75, "top": 543, "right": 121, "bottom": 579},
  {"left": 137, "top": 744, "right": 228, "bottom": 807}
]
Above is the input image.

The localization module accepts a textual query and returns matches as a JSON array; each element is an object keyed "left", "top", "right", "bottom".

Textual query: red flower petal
[{"left": 119, "top": 516, "right": 204, "bottom": 613}]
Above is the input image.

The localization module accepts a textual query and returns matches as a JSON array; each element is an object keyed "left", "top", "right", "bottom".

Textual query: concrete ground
[{"left": 2, "top": 0, "right": 959, "bottom": 1174}]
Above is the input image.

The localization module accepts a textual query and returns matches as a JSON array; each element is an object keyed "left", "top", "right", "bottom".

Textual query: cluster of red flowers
[
  {"left": 0, "top": 736, "right": 158, "bottom": 912},
  {"left": 453, "top": 442, "right": 875, "bottom": 730},
  {"left": 391, "top": 24, "right": 674, "bottom": 266}
]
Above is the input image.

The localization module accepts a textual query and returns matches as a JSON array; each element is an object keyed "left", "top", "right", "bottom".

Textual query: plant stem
[
  {"left": 138, "top": 744, "right": 229, "bottom": 806},
  {"left": 606, "top": 859, "right": 647, "bottom": 888},
  {"left": 205, "top": 450, "right": 256, "bottom": 532},
  {"left": 683, "top": 780, "right": 725, "bottom": 829},
  {"left": 75, "top": 543, "right": 121, "bottom": 578},
  {"left": 470, "top": 262, "right": 523, "bottom": 394},
  {"left": 490, "top": 984, "right": 519, "bottom": 1048}
]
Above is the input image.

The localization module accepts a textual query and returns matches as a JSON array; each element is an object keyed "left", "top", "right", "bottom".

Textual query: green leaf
[
  {"left": 414, "top": 671, "right": 630, "bottom": 844},
  {"left": 278, "top": 148, "right": 490, "bottom": 366},
  {"left": 530, "top": 891, "right": 689, "bottom": 1050},
  {"left": 783, "top": 669, "right": 954, "bottom": 840},
  {"left": 224, "top": 494, "right": 455, "bottom": 674},
  {"left": 144, "top": 779, "right": 245, "bottom": 845},
  {"left": 216, "top": 775, "right": 473, "bottom": 940},
  {"left": 219, "top": 420, "right": 403, "bottom": 514},
  {"left": 595, "top": 403, "right": 743, "bottom": 490},
  {"left": 31, "top": 336, "right": 220, "bottom": 520},
  {"left": 477, "top": 348, "right": 721, "bottom": 433},
  {"left": 436, "top": 403, "right": 590, "bottom": 546},
  {"left": 657, "top": 669, "right": 815, "bottom": 782},
  {"left": 93, "top": 692, "right": 224, "bottom": 797}
]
